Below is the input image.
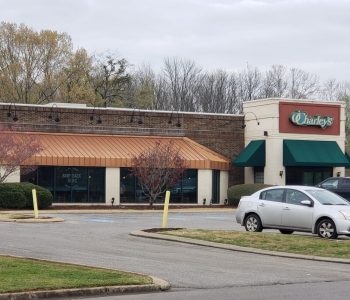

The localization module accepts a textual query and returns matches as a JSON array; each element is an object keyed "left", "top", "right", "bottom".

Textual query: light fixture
[
  {"left": 168, "top": 112, "right": 173, "bottom": 124},
  {"left": 241, "top": 111, "right": 260, "bottom": 129},
  {"left": 176, "top": 111, "right": 181, "bottom": 127},
  {"left": 48, "top": 104, "right": 60, "bottom": 122},
  {"left": 130, "top": 109, "right": 135, "bottom": 123},
  {"left": 337, "top": 171, "right": 341, "bottom": 177},
  {"left": 7, "top": 103, "right": 18, "bottom": 121},
  {"left": 264, "top": 131, "right": 268, "bottom": 136},
  {"left": 97, "top": 115, "right": 102, "bottom": 124},
  {"left": 279, "top": 170, "right": 284, "bottom": 177}
]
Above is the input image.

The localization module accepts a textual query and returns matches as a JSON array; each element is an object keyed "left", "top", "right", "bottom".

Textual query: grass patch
[
  {"left": 162, "top": 229, "right": 350, "bottom": 259},
  {"left": 0, "top": 256, "right": 152, "bottom": 293}
]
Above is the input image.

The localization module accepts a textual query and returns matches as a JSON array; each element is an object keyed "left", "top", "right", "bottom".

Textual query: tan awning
[{"left": 16, "top": 132, "right": 230, "bottom": 170}]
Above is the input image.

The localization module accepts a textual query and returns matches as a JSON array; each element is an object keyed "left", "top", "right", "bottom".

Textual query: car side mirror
[{"left": 300, "top": 200, "right": 313, "bottom": 207}]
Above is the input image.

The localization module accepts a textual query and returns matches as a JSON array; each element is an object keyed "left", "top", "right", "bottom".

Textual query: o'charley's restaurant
[{"left": 0, "top": 98, "right": 349, "bottom": 205}]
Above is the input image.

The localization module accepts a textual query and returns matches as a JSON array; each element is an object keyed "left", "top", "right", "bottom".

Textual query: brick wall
[{"left": 0, "top": 103, "right": 244, "bottom": 186}]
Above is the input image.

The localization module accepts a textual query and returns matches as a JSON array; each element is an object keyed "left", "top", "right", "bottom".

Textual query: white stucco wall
[
  {"left": 1, "top": 167, "right": 20, "bottom": 182},
  {"left": 105, "top": 168, "right": 120, "bottom": 205},
  {"left": 243, "top": 98, "right": 346, "bottom": 185},
  {"left": 197, "top": 169, "right": 212, "bottom": 205}
]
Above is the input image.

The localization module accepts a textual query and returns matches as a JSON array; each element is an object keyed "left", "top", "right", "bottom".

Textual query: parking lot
[{"left": 1, "top": 210, "right": 350, "bottom": 300}]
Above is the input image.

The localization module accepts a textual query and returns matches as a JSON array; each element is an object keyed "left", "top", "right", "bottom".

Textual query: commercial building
[
  {"left": 234, "top": 99, "right": 349, "bottom": 185},
  {"left": 1, "top": 98, "right": 348, "bottom": 205},
  {"left": 0, "top": 102, "right": 243, "bottom": 205}
]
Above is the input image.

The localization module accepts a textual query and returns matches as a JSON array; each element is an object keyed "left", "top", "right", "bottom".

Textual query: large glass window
[
  {"left": 254, "top": 167, "right": 264, "bottom": 184},
  {"left": 120, "top": 168, "right": 197, "bottom": 204},
  {"left": 21, "top": 166, "right": 105, "bottom": 203},
  {"left": 286, "top": 167, "right": 332, "bottom": 186}
]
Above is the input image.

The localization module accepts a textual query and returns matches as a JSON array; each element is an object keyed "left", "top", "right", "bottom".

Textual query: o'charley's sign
[{"left": 289, "top": 110, "right": 333, "bottom": 129}]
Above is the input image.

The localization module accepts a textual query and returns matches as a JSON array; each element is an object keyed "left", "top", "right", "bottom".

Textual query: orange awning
[{"left": 15, "top": 132, "right": 230, "bottom": 170}]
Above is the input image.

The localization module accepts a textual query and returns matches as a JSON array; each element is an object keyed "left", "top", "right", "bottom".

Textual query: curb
[
  {"left": 0, "top": 217, "right": 64, "bottom": 223},
  {"left": 0, "top": 277, "right": 169, "bottom": 300},
  {"left": 0, "top": 256, "right": 170, "bottom": 300},
  {"left": 1, "top": 208, "right": 235, "bottom": 214},
  {"left": 130, "top": 229, "right": 350, "bottom": 265}
]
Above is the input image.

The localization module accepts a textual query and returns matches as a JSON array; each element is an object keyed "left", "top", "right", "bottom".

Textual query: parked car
[
  {"left": 235, "top": 186, "right": 350, "bottom": 239},
  {"left": 316, "top": 177, "right": 350, "bottom": 201}
]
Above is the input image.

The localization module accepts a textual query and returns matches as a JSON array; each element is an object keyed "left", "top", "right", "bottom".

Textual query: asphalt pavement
[{"left": 1, "top": 210, "right": 350, "bottom": 300}]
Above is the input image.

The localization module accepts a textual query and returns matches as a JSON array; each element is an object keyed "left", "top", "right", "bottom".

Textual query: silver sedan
[{"left": 235, "top": 185, "right": 350, "bottom": 239}]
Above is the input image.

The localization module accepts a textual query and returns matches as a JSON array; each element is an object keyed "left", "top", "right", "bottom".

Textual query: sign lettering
[{"left": 289, "top": 111, "right": 333, "bottom": 129}]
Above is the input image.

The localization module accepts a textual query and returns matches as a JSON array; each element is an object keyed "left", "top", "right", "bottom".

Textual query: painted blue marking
[{"left": 85, "top": 218, "right": 114, "bottom": 223}]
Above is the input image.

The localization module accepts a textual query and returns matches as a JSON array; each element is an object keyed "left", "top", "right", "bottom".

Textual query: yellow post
[
  {"left": 32, "top": 189, "right": 39, "bottom": 219},
  {"left": 162, "top": 191, "right": 170, "bottom": 228}
]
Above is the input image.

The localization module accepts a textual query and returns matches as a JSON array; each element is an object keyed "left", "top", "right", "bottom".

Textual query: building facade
[
  {"left": 1, "top": 98, "right": 348, "bottom": 205},
  {"left": 0, "top": 102, "right": 244, "bottom": 205},
  {"left": 234, "top": 99, "right": 349, "bottom": 185}
]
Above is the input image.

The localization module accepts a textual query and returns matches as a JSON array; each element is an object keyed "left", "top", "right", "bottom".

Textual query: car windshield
[{"left": 306, "top": 190, "right": 350, "bottom": 205}]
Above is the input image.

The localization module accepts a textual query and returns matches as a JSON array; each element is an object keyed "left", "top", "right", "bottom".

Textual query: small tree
[
  {"left": 131, "top": 141, "right": 185, "bottom": 205},
  {"left": 0, "top": 128, "right": 43, "bottom": 183}
]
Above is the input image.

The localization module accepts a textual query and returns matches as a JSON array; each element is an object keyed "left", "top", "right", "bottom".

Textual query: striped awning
[{"left": 14, "top": 132, "right": 230, "bottom": 170}]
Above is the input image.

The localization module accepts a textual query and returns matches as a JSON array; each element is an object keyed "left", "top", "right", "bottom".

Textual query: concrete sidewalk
[{"left": 1, "top": 207, "right": 235, "bottom": 214}]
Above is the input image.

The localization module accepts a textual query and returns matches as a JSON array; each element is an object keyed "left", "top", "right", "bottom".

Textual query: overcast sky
[{"left": 1, "top": 0, "right": 349, "bottom": 81}]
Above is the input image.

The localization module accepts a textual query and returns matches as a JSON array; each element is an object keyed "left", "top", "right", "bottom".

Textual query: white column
[
  {"left": 2, "top": 167, "right": 20, "bottom": 182},
  {"left": 220, "top": 171, "right": 229, "bottom": 204},
  {"left": 197, "top": 169, "right": 212, "bottom": 205},
  {"left": 244, "top": 167, "right": 254, "bottom": 184},
  {"left": 264, "top": 139, "right": 285, "bottom": 185},
  {"left": 105, "top": 168, "right": 120, "bottom": 205}
]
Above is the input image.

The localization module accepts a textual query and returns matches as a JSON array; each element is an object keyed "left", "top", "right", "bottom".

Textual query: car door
[
  {"left": 337, "top": 178, "right": 350, "bottom": 201},
  {"left": 281, "top": 189, "right": 313, "bottom": 230},
  {"left": 257, "top": 189, "right": 285, "bottom": 227}
]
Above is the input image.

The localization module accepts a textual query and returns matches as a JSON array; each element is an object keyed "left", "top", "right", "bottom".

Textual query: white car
[{"left": 235, "top": 186, "right": 350, "bottom": 239}]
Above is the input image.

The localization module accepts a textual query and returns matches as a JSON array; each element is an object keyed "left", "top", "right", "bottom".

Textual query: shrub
[
  {"left": 0, "top": 191, "right": 26, "bottom": 209},
  {"left": 0, "top": 183, "right": 53, "bottom": 209},
  {"left": 227, "top": 184, "right": 272, "bottom": 207}
]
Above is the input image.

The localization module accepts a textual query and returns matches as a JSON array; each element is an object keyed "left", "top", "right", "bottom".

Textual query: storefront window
[
  {"left": 21, "top": 166, "right": 105, "bottom": 203},
  {"left": 211, "top": 170, "right": 220, "bottom": 204},
  {"left": 120, "top": 168, "right": 197, "bottom": 204},
  {"left": 286, "top": 167, "right": 332, "bottom": 186}
]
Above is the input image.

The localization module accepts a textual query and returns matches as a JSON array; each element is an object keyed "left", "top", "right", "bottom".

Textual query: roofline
[{"left": 0, "top": 102, "right": 240, "bottom": 118}]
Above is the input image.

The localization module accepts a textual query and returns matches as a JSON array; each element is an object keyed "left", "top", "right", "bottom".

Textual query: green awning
[
  {"left": 283, "top": 140, "right": 350, "bottom": 167},
  {"left": 233, "top": 140, "right": 265, "bottom": 167}
]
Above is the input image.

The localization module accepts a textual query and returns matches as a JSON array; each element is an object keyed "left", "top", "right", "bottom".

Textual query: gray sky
[{"left": 1, "top": 0, "right": 349, "bottom": 81}]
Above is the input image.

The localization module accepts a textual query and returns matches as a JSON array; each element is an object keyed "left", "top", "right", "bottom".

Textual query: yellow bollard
[
  {"left": 32, "top": 189, "right": 39, "bottom": 219},
  {"left": 162, "top": 191, "right": 170, "bottom": 228}
]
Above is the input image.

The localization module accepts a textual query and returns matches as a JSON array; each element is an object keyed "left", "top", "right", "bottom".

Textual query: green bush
[
  {"left": 0, "top": 191, "right": 26, "bottom": 209},
  {"left": 0, "top": 183, "right": 53, "bottom": 209},
  {"left": 227, "top": 184, "right": 272, "bottom": 207}
]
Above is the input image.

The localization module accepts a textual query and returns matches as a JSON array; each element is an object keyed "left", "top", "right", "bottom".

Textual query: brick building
[{"left": 0, "top": 102, "right": 244, "bottom": 205}]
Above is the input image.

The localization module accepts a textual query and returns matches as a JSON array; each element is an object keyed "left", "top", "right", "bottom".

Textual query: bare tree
[
  {"left": 288, "top": 67, "right": 319, "bottom": 99},
  {"left": 261, "top": 65, "right": 288, "bottom": 98},
  {"left": 131, "top": 141, "right": 185, "bottom": 205},
  {"left": 197, "top": 70, "right": 230, "bottom": 113},
  {"left": 162, "top": 57, "right": 202, "bottom": 111},
  {"left": 0, "top": 128, "right": 43, "bottom": 183},
  {"left": 240, "top": 65, "right": 262, "bottom": 101}
]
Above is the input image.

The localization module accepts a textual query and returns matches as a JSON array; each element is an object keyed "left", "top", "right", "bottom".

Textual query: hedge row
[
  {"left": 227, "top": 184, "right": 272, "bottom": 207},
  {"left": 0, "top": 183, "right": 53, "bottom": 209}
]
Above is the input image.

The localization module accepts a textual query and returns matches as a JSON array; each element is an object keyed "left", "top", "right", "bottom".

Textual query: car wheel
[
  {"left": 317, "top": 219, "right": 338, "bottom": 239},
  {"left": 244, "top": 214, "right": 263, "bottom": 232},
  {"left": 279, "top": 229, "right": 294, "bottom": 234}
]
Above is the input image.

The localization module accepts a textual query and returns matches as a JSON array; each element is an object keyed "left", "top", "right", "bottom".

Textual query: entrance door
[{"left": 286, "top": 167, "right": 332, "bottom": 186}]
